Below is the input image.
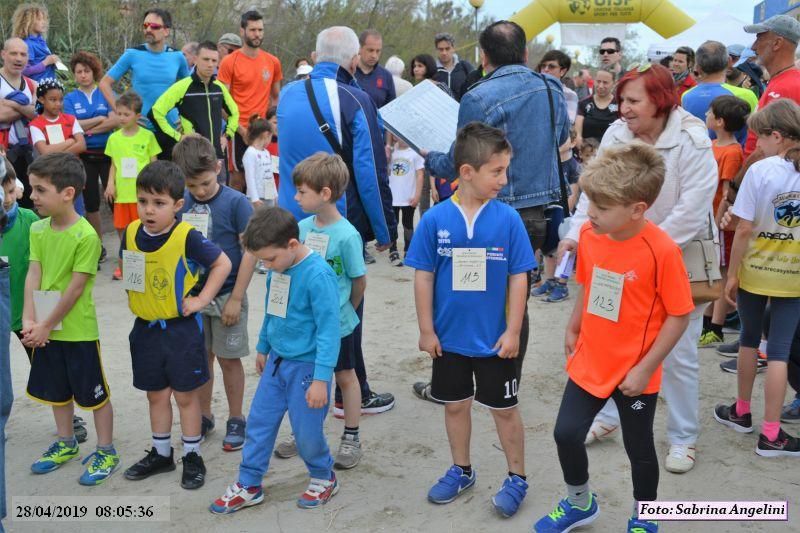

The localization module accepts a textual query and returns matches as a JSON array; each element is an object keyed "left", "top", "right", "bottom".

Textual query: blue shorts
[
  {"left": 27, "top": 340, "right": 110, "bottom": 409},
  {"left": 541, "top": 204, "right": 564, "bottom": 255},
  {"left": 335, "top": 332, "right": 356, "bottom": 372},
  {"left": 129, "top": 315, "right": 209, "bottom": 392}
]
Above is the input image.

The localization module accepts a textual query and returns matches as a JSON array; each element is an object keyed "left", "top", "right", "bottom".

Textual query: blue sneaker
[
  {"left": 533, "top": 494, "right": 599, "bottom": 532},
  {"left": 532, "top": 278, "right": 557, "bottom": 297},
  {"left": 628, "top": 517, "right": 659, "bottom": 532},
  {"left": 79, "top": 449, "right": 121, "bottom": 486},
  {"left": 427, "top": 465, "right": 476, "bottom": 504},
  {"left": 31, "top": 440, "right": 79, "bottom": 474},
  {"left": 781, "top": 397, "right": 800, "bottom": 424},
  {"left": 545, "top": 282, "right": 569, "bottom": 303},
  {"left": 492, "top": 474, "right": 528, "bottom": 517}
]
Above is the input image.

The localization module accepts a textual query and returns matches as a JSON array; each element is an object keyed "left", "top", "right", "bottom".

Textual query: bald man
[{"left": 0, "top": 38, "right": 37, "bottom": 207}]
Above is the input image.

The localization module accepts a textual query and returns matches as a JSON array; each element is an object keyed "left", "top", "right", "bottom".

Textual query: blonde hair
[
  {"left": 11, "top": 4, "right": 48, "bottom": 39},
  {"left": 292, "top": 152, "right": 350, "bottom": 201},
  {"left": 579, "top": 142, "right": 665, "bottom": 206},
  {"left": 747, "top": 98, "right": 800, "bottom": 171}
]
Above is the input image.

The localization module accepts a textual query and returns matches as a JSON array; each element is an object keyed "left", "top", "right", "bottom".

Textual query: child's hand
[
  {"left": 419, "top": 331, "right": 442, "bottom": 358},
  {"left": 221, "top": 296, "right": 242, "bottom": 327},
  {"left": 618, "top": 364, "right": 651, "bottom": 397},
  {"left": 565, "top": 328, "right": 579, "bottom": 359},
  {"left": 104, "top": 183, "right": 115, "bottom": 203},
  {"left": 410, "top": 195, "right": 420, "bottom": 208},
  {"left": 430, "top": 189, "right": 440, "bottom": 203},
  {"left": 22, "top": 322, "right": 50, "bottom": 348},
  {"left": 724, "top": 276, "right": 739, "bottom": 307},
  {"left": 181, "top": 296, "right": 208, "bottom": 316},
  {"left": 494, "top": 329, "right": 520, "bottom": 358},
  {"left": 255, "top": 353, "right": 267, "bottom": 375},
  {"left": 306, "top": 380, "right": 328, "bottom": 409}
]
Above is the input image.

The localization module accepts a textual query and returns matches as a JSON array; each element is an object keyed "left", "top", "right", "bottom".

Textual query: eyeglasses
[
  {"left": 540, "top": 63, "right": 561, "bottom": 71},
  {"left": 143, "top": 22, "right": 165, "bottom": 30},
  {"left": 599, "top": 48, "right": 618, "bottom": 55}
]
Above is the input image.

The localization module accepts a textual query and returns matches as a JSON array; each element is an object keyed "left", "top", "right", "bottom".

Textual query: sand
[{"left": 2, "top": 231, "right": 797, "bottom": 533}]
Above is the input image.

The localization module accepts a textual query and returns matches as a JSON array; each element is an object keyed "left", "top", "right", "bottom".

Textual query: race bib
[
  {"left": 122, "top": 250, "right": 145, "bottom": 293},
  {"left": 305, "top": 232, "right": 330, "bottom": 258},
  {"left": 45, "top": 125, "right": 65, "bottom": 145},
  {"left": 183, "top": 212, "right": 209, "bottom": 237},
  {"left": 121, "top": 158, "right": 138, "bottom": 179},
  {"left": 452, "top": 248, "right": 486, "bottom": 291},
  {"left": 267, "top": 272, "right": 291, "bottom": 318},
  {"left": 587, "top": 266, "right": 624, "bottom": 322},
  {"left": 33, "top": 290, "right": 62, "bottom": 330}
]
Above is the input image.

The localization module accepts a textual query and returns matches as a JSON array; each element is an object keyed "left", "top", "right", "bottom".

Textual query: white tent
[{"left": 646, "top": 10, "right": 753, "bottom": 61}]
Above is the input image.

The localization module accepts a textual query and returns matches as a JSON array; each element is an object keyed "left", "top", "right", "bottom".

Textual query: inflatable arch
[{"left": 509, "top": 0, "right": 695, "bottom": 40}]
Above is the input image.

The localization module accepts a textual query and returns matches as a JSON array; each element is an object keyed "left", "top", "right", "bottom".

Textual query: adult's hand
[{"left": 556, "top": 238, "right": 578, "bottom": 264}]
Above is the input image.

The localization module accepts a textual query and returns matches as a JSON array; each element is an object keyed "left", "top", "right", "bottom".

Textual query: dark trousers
[
  {"left": 335, "top": 300, "right": 370, "bottom": 403},
  {"left": 555, "top": 379, "right": 659, "bottom": 502},
  {"left": 6, "top": 145, "right": 33, "bottom": 209}
]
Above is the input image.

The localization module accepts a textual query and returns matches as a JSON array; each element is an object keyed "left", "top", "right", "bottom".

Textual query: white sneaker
[
  {"left": 584, "top": 421, "right": 619, "bottom": 445},
  {"left": 665, "top": 444, "right": 696, "bottom": 473}
]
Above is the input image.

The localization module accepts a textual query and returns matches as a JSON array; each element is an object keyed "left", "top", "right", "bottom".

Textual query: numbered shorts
[
  {"left": 430, "top": 351, "right": 519, "bottom": 409},
  {"left": 202, "top": 293, "right": 250, "bottom": 359},
  {"left": 129, "top": 315, "right": 209, "bottom": 392},
  {"left": 27, "top": 340, "right": 111, "bottom": 410}
]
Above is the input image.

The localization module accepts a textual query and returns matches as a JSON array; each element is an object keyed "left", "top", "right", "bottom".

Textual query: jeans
[{"left": 0, "top": 266, "right": 12, "bottom": 527}]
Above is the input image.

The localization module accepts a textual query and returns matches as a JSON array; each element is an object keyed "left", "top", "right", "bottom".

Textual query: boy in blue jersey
[
  {"left": 273, "top": 152, "right": 367, "bottom": 469},
  {"left": 210, "top": 206, "right": 341, "bottom": 515},
  {"left": 405, "top": 122, "right": 537, "bottom": 517}
]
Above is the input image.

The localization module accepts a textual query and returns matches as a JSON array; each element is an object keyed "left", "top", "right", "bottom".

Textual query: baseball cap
[
  {"left": 727, "top": 44, "right": 745, "bottom": 57},
  {"left": 217, "top": 33, "right": 242, "bottom": 47},
  {"left": 733, "top": 48, "right": 757, "bottom": 68},
  {"left": 744, "top": 15, "right": 800, "bottom": 44},
  {"left": 296, "top": 64, "right": 313, "bottom": 76}
]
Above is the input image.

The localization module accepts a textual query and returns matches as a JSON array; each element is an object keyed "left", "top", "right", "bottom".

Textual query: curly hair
[
  {"left": 11, "top": 4, "right": 48, "bottom": 39},
  {"left": 69, "top": 51, "right": 104, "bottom": 82}
]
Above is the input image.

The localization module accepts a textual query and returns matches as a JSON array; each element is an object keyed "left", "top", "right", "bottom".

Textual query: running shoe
[
  {"left": 333, "top": 434, "right": 362, "bottom": 470},
  {"left": 31, "top": 440, "right": 79, "bottom": 474},
  {"left": 427, "top": 465, "right": 476, "bottom": 504},
  {"left": 73, "top": 415, "right": 88, "bottom": 444},
  {"left": 412, "top": 381, "right": 444, "bottom": 404},
  {"left": 124, "top": 448, "right": 176, "bottom": 480},
  {"left": 99, "top": 245, "right": 107, "bottom": 263},
  {"left": 545, "top": 283, "right": 569, "bottom": 303},
  {"left": 491, "top": 474, "right": 528, "bottom": 517},
  {"left": 627, "top": 517, "right": 659, "bottom": 532},
  {"left": 222, "top": 417, "right": 246, "bottom": 451},
  {"left": 723, "top": 311, "right": 740, "bottom": 334},
  {"left": 389, "top": 251, "right": 404, "bottom": 267},
  {"left": 584, "top": 420, "right": 618, "bottom": 445},
  {"left": 79, "top": 449, "right": 121, "bottom": 486},
  {"left": 363, "top": 251, "right": 376, "bottom": 265},
  {"left": 297, "top": 474, "right": 338, "bottom": 509},
  {"left": 181, "top": 451, "right": 206, "bottom": 489},
  {"left": 713, "top": 402, "right": 753, "bottom": 433},
  {"left": 532, "top": 278, "right": 556, "bottom": 297},
  {"left": 716, "top": 340, "right": 739, "bottom": 357},
  {"left": 781, "top": 397, "right": 800, "bottom": 424},
  {"left": 698, "top": 330, "right": 724, "bottom": 348},
  {"left": 112, "top": 267, "right": 122, "bottom": 281},
  {"left": 720, "top": 351, "right": 767, "bottom": 374},
  {"left": 533, "top": 493, "right": 599, "bottom": 532},
  {"left": 333, "top": 391, "right": 396, "bottom": 418},
  {"left": 274, "top": 434, "right": 298, "bottom": 459},
  {"left": 756, "top": 428, "right": 800, "bottom": 457},
  {"left": 201, "top": 414, "right": 215, "bottom": 440},
  {"left": 209, "top": 482, "right": 264, "bottom": 514},
  {"left": 664, "top": 444, "right": 695, "bottom": 473}
]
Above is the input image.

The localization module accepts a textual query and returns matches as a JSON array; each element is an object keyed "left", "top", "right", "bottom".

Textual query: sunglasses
[
  {"left": 143, "top": 22, "right": 165, "bottom": 30},
  {"left": 599, "top": 48, "right": 618, "bottom": 55}
]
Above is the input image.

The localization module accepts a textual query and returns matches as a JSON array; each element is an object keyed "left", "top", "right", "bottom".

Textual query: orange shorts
[{"left": 113, "top": 203, "right": 139, "bottom": 230}]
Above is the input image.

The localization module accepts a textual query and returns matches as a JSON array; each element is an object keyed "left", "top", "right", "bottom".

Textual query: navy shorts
[
  {"left": 335, "top": 332, "right": 357, "bottom": 372},
  {"left": 129, "top": 315, "right": 209, "bottom": 392},
  {"left": 27, "top": 340, "right": 110, "bottom": 410},
  {"left": 541, "top": 204, "right": 565, "bottom": 255}
]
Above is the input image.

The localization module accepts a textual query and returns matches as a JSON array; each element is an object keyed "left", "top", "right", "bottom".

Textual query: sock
[
  {"left": 182, "top": 435, "right": 202, "bottom": 457},
  {"left": 762, "top": 420, "right": 781, "bottom": 442},
  {"left": 759, "top": 339, "right": 768, "bottom": 354},
  {"left": 709, "top": 322, "right": 723, "bottom": 337},
  {"left": 702, "top": 315, "right": 711, "bottom": 331},
  {"left": 152, "top": 432, "right": 171, "bottom": 457},
  {"left": 343, "top": 426, "right": 359, "bottom": 441},
  {"left": 736, "top": 398, "right": 751, "bottom": 416},
  {"left": 567, "top": 482, "right": 590, "bottom": 509},
  {"left": 508, "top": 471, "right": 526, "bottom": 481},
  {"left": 97, "top": 443, "right": 116, "bottom": 454},
  {"left": 455, "top": 464, "right": 472, "bottom": 476},
  {"left": 59, "top": 435, "right": 77, "bottom": 448}
]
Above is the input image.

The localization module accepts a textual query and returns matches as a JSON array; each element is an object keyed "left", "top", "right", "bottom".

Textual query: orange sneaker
[{"left": 112, "top": 267, "right": 122, "bottom": 281}]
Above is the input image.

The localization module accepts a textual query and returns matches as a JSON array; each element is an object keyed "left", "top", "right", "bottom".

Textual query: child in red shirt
[{"left": 534, "top": 143, "right": 693, "bottom": 533}]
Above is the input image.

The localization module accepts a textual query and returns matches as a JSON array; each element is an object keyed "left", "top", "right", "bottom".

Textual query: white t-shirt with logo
[
  {"left": 242, "top": 146, "right": 276, "bottom": 202},
  {"left": 732, "top": 155, "right": 800, "bottom": 297},
  {"left": 389, "top": 147, "right": 424, "bottom": 207}
]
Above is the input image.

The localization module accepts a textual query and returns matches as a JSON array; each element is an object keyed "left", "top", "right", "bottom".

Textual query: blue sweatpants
[{"left": 238, "top": 356, "right": 333, "bottom": 488}]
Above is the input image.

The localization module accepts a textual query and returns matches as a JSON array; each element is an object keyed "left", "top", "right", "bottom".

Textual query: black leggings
[
  {"left": 390, "top": 206, "right": 415, "bottom": 253},
  {"left": 79, "top": 152, "right": 111, "bottom": 213},
  {"left": 554, "top": 379, "right": 659, "bottom": 502}
]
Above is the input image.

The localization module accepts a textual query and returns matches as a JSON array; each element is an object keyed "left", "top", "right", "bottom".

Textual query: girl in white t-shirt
[
  {"left": 388, "top": 139, "right": 424, "bottom": 267},
  {"left": 242, "top": 114, "right": 277, "bottom": 207},
  {"left": 715, "top": 99, "right": 800, "bottom": 456}
]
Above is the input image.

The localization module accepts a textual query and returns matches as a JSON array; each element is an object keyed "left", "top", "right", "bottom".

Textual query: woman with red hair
[{"left": 559, "top": 64, "right": 717, "bottom": 474}]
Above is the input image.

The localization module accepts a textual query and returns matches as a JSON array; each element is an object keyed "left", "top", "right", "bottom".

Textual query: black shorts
[
  {"left": 335, "top": 332, "right": 357, "bottom": 372},
  {"left": 129, "top": 315, "right": 209, "bottom": 392},
  {"left": 27, "top": 340, "right": 111, "bottom": 410},
  {"left": 79, "top": 152, "right": 111, "bottom": 213},
  {"left": 228, "top": 131, "right": 247, "bottom": 172},
  {"left": 431, "top": 351, "right": 519, "bottom": 409}
]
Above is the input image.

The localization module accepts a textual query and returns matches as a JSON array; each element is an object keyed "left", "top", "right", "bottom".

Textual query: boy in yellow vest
[{"left": 119, "top": 161, "right": 231, "bottom": 490}]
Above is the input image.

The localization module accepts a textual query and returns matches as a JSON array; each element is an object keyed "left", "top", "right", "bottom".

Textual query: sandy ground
[{"left": 2, "top": 224, "right": 799, "bottom": 533}]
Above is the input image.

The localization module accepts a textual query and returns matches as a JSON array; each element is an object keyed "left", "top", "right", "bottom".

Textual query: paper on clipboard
[{"left": 378, "top": 80, "right": 459, "bottom": 155}]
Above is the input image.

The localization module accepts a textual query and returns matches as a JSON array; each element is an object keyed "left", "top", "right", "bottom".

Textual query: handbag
[{"left": 682, "top": 214, "right": 723, "bottom": 304}]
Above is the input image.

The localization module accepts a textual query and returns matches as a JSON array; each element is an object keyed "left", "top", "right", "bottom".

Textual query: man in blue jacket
[
  {"left": 277, "top": 25, "right": 397, "bottom": 419},
  {"left": 413, "top": 20, "right": 570, "bottom": 403}
]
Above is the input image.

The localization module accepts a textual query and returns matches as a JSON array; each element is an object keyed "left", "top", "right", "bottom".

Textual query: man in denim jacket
[{"left": 412, "top": 21, "right": 570, "bottom": 404}]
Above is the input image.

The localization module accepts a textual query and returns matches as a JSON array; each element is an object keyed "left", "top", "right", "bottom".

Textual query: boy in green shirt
[{"left": 22, "top": 153, "right": 119, "bottom": 485}]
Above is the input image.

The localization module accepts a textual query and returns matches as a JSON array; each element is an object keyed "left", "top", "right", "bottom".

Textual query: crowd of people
[{"left": 0, "top": 2, "right": 800, "bottom": 532}]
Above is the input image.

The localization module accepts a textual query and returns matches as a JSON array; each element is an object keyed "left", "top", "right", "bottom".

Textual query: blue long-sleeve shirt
[{"left": 256, "top": 252, "right": 340, "bottom": 382}]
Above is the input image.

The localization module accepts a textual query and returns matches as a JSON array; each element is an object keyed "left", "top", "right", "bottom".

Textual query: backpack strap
[{"left": 534, "top": 72, "right": 570, "bottom": 215}]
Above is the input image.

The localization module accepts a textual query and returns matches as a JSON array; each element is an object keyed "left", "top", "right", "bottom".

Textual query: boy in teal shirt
[{"left": 22, "top": 153, "right": 118, "bottom": 485}]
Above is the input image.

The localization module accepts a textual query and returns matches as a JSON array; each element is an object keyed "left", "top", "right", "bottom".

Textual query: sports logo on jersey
[
  {"left": 93, "top": 384, "right": 105, "bottom": 399},
  {"left": 773, "top": 192, "right": 800, "bottom": 229},
  {"left": 262, "top": 69, "right": 271, "bottom": 82},
  {"left": 631, "top": 400, "right": 646, "bottom": 410},
  {"left": 151, "top": 268, "right": 171, "bottom": 300},
  {"left": 391, "top": 159, "right": 411, "bottom": 176},
  {"left": 437, "top": 229, "right": 450, "bottom": 240}
]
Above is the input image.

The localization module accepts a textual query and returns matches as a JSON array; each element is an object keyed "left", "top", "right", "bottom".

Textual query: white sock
[
  {"left": 182, "top": 435, "right": 201, "bottom": 457},
  {"left": 152, "top": 432, "right": 171, "bottom": 457},
  {"left": 759, "top": 339, "right": 768, "bottom": 354}
]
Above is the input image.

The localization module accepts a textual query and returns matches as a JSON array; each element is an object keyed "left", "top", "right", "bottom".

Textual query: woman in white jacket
[{"left": 558, "top": 63, "right": 718, "bottom": 474}]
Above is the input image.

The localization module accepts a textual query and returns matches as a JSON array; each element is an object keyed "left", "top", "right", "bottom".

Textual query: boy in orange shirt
[
  {"left": 533, "top": 143, "right": 693, "bottom": 533},
  {"left": 699, "top": 95, "right": 749, "bottom": 347}
]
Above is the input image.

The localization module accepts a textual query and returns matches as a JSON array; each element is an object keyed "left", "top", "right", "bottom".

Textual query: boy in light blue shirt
[{"left": 209, "top": 206, "right": 340, "bottom": 515}]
